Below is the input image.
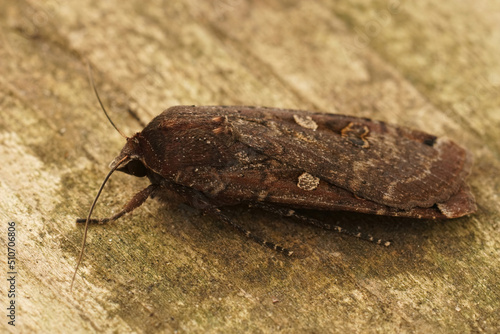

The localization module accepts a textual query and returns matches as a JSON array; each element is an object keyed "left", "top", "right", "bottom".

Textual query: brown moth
[{"left": 72, "top": 71, "right": 476, "bottom": 287}]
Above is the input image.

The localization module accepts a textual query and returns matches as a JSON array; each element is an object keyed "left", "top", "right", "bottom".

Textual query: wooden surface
[{"left": 1, "top": 0, "right": 499, "bottom": 333}]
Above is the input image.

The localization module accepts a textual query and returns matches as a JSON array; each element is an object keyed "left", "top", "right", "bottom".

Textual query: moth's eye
[{"left": 120, "top": 160, "right": 148, "bottom": 177}]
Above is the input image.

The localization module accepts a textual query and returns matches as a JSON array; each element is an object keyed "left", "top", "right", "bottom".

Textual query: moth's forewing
[
  {"left": 230, "top": 107, "right": 473, "bottom": 210},
  {"left": 174, "top": 159, "right": 475, "bottom": 219}
]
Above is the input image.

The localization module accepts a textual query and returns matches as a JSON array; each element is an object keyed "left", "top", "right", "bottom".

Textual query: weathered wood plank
[{"left": 0, "top": 0, "right": 498, "bottom": 332}]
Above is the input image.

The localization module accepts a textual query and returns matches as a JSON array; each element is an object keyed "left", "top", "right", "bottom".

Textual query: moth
[{"left": 72, "top": 70, "right": 476, "bottom": 286}]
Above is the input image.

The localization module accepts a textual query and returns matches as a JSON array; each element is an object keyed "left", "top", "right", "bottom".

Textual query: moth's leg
[
  {"left": 205, "top": 207, "right": 293, "bottom": 256},
  {"left": 131, "top": 182, "right": 294, "bottom": 256},
  {"left": 252, "top": 202, "right": 392, "bottom": 247},
  {"left": 76, "top": 184, "right": 158, "bottom": 224}
]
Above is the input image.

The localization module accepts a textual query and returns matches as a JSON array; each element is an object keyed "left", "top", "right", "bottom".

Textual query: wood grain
[{"left": 0, "top": 0, "right": 498, "bottom": 332}]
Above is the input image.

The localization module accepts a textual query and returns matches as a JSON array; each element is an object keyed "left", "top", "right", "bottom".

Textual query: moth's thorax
[{"left": 135, "top": 115, "right": 239, "bottom": 178}]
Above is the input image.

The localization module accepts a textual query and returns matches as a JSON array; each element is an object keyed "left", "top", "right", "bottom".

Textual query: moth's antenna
[
  {"left": 71, "top": 155, "right": 129, "bottom": 290},
  {"left": 87, "top": 62, "right": 127, "bottom": 138}
]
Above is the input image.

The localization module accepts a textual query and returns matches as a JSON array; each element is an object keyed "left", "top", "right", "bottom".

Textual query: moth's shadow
[
  {"left": 221, "top": 205, "right": 445, "bottom": 260},
  {"left": 167, "top": 201, "right": 465, "bottom": 280}
]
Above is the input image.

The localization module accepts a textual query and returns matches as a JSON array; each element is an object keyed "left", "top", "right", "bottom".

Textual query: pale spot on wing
[
  {"left": 297, "top": 172, "right": 320, "bottom": 191},
  {"left": 293, "top": 114, "right": 318, "bottom": 130}
]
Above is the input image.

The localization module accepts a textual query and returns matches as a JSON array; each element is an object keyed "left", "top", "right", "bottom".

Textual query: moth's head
[
  {"left": 109, "top": 136, "right": 148, "bottom": 177},
  {"left": 117, "top": 158, "right": 148, "bottom": 177},
  {"left": 85, "top": 63, "right": 149, "bottom": 177}
]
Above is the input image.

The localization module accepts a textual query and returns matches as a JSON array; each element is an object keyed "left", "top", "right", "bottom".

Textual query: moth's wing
[
  {"left": 226, "top": 107, "right": 473, "bottom": 211},
  {"left": 436, "top": 183, "right": 476, "bottom": 218},
  {"left": 175, "top": 164, "right": 476, "bottom": 219}
]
